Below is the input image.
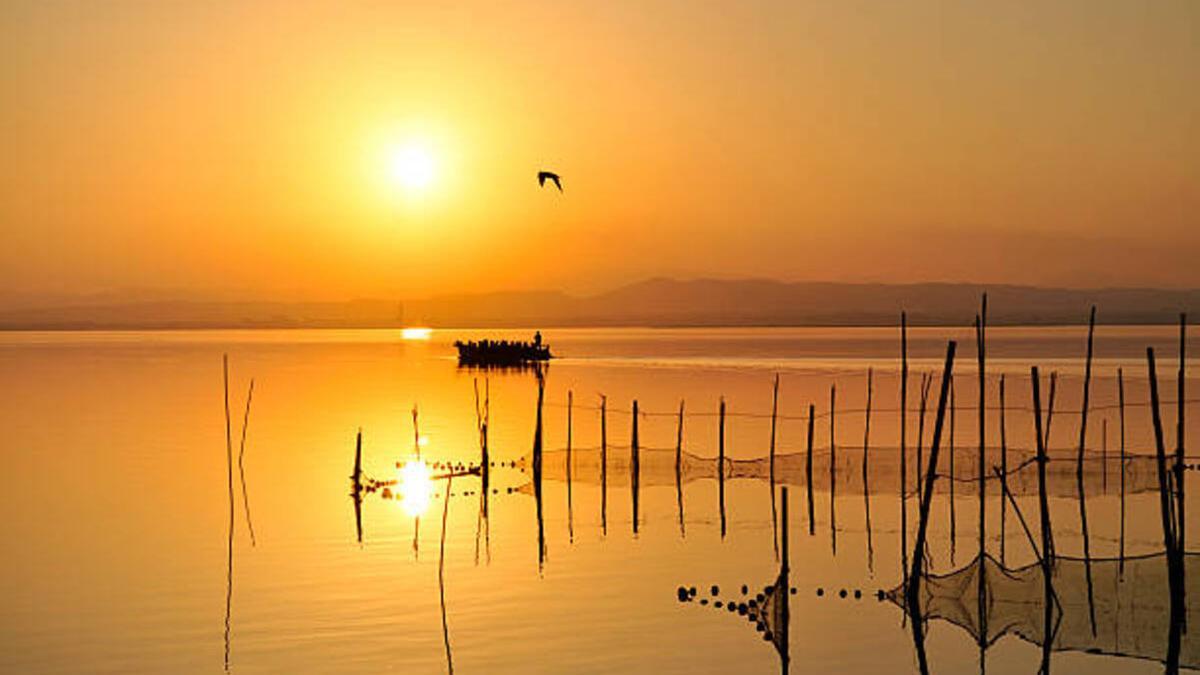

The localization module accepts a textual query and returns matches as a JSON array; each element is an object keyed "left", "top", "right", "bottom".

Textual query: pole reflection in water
[{"left": 534, "top": 367, "right": 546, "bottom": 571}]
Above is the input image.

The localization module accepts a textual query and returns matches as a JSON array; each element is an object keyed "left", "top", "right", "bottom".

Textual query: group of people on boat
[{"left": 454, "top": 331, "right": 551, "bottom": 366}]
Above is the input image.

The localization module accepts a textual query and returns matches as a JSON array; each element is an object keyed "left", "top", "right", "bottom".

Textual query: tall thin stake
[
  {"left": 566, "top": 390, "right": 574, "bottom": 544},
  {"left": 907, "top": 341, "right": 957, "bottom": 624},
  {"left": 1032, "top": 367, "right": 1056, "bottom": 568},
  {"left": 1076, "top": 307, "right": 1097, "bottom": 636},
  {"left": 222, "top": 355, "right": 235, "bottom": 671},
  {"left": 1149, "top": 347, "right": 1184, "bottom": 672},
  {"left": 829, "top": 384, "right": 837, "bottom": 556},
  {"left": 718, "top": 397, "right": 726, "bottom": 539},
  {"left": 862, "top": 367, "right": 874, "bottom": 572},
  {"left": 1118, "top": 368, "right": 1127, "bottom": 575},
  {"left": 770, "top": 374, "right": 780, "bottom": 560},
  {"left": 1031, "top": 366, "right": 1057, "bottom": 675},
  {"left": 806, "top": 403, "right": 815, "bottom": 536},
  {"left": 999, "top": 374, "right": 1008, "bottom": 566},
  {"left": 600, "top": 395, "right": 607, "bottom": 537},
  {"left": 1177, "top": 314, "right": 1187, "bottom": 556},
  {"left": 900, "top": 313, "right": 909, "bottom": 585},
  {"left": 976, "top": 298, "right": 987, "bottom": 562},
  {"left": 632, "top": 399, "right": 640, "bottom": 536},
  {"left": 949, "top": 374, "right": 956, "bottom": 564},
  {"left": 676, "top": 399, "right": 685, "bottom": 538},
  {"left": 237, "top": 379, "right": 256, "bottom": 547}
]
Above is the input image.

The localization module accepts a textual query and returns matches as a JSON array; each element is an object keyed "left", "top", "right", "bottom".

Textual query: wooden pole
[
  {"left": 900, "top": 312, "right": 909, "bottom": 583},
  {"left": 1044, "top": 372, "right": 1058, "bottom": 451},
  {"left": 770, "top": 374, "right": 780, "bottom": 559},
  {"left": 949, "top": 374, "right": 956, "bottom": 564},
  {"left": 1176, "top": 314, "right": 1186, "bottom": 557},
  {"left": 534, "top": 370, "right": 545, "bottom": 569},
  {"left": 830, "top": 384, "right": 837, "bottom": 556},
  {"left": 908, "top": 341, "right": 957, "bottom": 615},
  {"left": 676, "top": 399, "right": 685, "bottom": 539},
  {"left": 916, "top": 374, "right": 932, "bottom": 504},
  {"left": 1032, "top": 367, "right": 1056, "bottom": 568},
  {"left": 977, "top": 298, "right": 987, "bottom": 562},
  {"left": 601, "top": 395, "right": 608, "bottom": 537},
  {"left": 1119, "top": 368, "right": 1127, "bottom": 576},
  {"left": 237, "top": 379, "right": 256, "bottom": 547},
  {"left": 779, "top": 485, "right": 790, "bottom": 674},
  {"left": 1031, "top": 366, "right": 1056, "bottom": 675},
  {"left": 632, "top": 399, "right": 640, "bottom": 536},
  {"left": 1149, "top": 347, "right": 1184, "bottom": 673},
  {"left": 566, "top": 390, "right": 574, "bottom": 544},
  {"left": 223, "top": 355, "right": 235, "bottom": 671},
  {"left": 412, "top": 406, "right": 421, "bottom": 558},
  {"left": 1076, "top": 307, "right": 1097, "bottom": 636},
  {"left": 353, "top": 428, "right": 363, "bottom": 544},
  {"left": 999, "top": 374, "right": 1008, "bottom": 566},
  {"left": 718, "top": 397, "right": 726, "bottom": 539},
  {"left": 806, "top": 403, "right": 815, "bottom": 536},
  {"left": 863, "top": 367, "right": 874, "bottom": 572},
  {"left": 1102, "top": 419, "right": 1108, "bottom": 494}
]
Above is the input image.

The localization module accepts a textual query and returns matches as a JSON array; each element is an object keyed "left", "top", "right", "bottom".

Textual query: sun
[{"left": 387, "top": 143, "right": 436, "bottom": 192}]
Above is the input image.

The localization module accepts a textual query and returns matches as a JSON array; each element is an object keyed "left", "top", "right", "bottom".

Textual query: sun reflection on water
[
  {"left": 398, "top": 460, "right": 434, "bottom": 517},
  {"left": 400, "top": 327, "right": 432, "bottom": 341}
]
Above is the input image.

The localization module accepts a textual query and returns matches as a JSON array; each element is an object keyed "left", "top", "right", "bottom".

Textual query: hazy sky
[{"left": 3, "top": 1, "right": 1198, "bottom": 303}]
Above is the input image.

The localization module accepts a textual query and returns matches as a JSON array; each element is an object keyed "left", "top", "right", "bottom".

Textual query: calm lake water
[{"left": 2, "top": 325, "right": 1199, "bottom": 674}]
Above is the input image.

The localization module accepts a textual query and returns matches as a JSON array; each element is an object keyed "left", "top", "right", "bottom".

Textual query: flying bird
[{"left": 537, "top": 171, "right": 563, "bottom": 192}]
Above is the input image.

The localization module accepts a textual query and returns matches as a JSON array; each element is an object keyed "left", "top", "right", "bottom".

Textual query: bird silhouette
[{"left": 537, "top": 171, "right": 563, "bottom": 192}]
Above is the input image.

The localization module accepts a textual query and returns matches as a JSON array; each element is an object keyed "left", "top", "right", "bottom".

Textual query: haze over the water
[{"left": 3, "top": 1, "right": 1198, "bottom": 308}]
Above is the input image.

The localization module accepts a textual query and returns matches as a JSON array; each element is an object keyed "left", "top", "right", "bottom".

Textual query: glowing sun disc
[{"left": 387, "top": 144, "right": 435, "bottom": 191}]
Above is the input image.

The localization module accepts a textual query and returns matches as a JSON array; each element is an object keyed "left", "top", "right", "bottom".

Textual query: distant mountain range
[{"left": 2, "top": 278, "right": 1197, "bottom": 330}]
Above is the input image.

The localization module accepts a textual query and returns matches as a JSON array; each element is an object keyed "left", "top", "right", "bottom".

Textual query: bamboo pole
[
  {"left": 1149, "top": 347, "right": 1184, "bottom": 673},
  {"left": 237, "top": 379, "right": 256, "bottom": 547},
  {"left": 916, "top": 373, "right": 931, "bottom": 503},
  {"left": 977, "top": 297, "right": 987, "bottom": 562},
  {"left": 863, "top": 367, "right": 874, "bottom": 571},
  {"left": 438, "top": 465, "right": 455, "bottom": 675},
  {"left": 779, "top": 485, "right": 790, "bottom": 674},
  {"left": 1032, "top": 367, "right": 1056, "bottom": 568},
  {"left": 1031, "top": 366, "right": 1056, "bottom": 675},
  {"left": 1043, "top": 372, "right": 1058, "bottom": 451},
  {"left": 566, "top": 390, "right": 574, "bottom": 544},
  {"left": 1119, "top": 368, "right": 1126, "bottom": 576},
  {"left": 830, "top": 384, "right": 837, "bottom": 556},
  {"left": 949, "top": 374, "right": 956, "bottom": 564},
  {"left": 770, "top": 374, "right": 780, "bottom": 560},
  {"left": 999, "top": 374, "right": 1008, "bottom": 566},
  {"left": 719, "top": 397, "right": 726, "bottom": 539},
  {"left": 1102, "top": 419, "right": 1108, "bottom": 494},
  {"left": 412, "top": 406, "right": 421, "bottom": 558},
  {"left": 632, "top": 399, "right": 640, "bottom": 536},
  {"left": 223, "top": 355, "right": 235, "bottom": 671},
  {"left": 1076, "top": 307, "right": 1097, "bottom": 636},
  {"left": 601, "top": 395, "right": 608, "bottom": 537},
  {"left": 676, "top": 399, "right": 685, "bottom": 539},
  {"left": 806, "top": 403, "right": 815, "bottom": 536},
  {"left": 353, "top": 428, "right": 363, "bottom": 544},
  {"left": 907, "top": 341, "right": 957, "bottom": 619},
  {"left": 534, "top": 372, "right": 545, "bottom": 569},
  {"left": 1177, "top": 314, "right": 1186, "bottom": 557},
  {"left": 900, "top": 312, "right": 909, "bottom": 584}
]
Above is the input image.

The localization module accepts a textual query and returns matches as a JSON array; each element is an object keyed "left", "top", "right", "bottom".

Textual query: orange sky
[{"left": 2, "top": 1, "right": 1198, "bottom": 303}]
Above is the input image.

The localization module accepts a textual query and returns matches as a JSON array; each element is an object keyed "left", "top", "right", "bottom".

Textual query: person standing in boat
[{"left": 534, "top": 331, "right": 542, "bottom": 348}]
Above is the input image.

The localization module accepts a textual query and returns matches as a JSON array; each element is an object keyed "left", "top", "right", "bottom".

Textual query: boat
[{"left": 454, "top": 333, "right": 552, "bottom": 367}]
